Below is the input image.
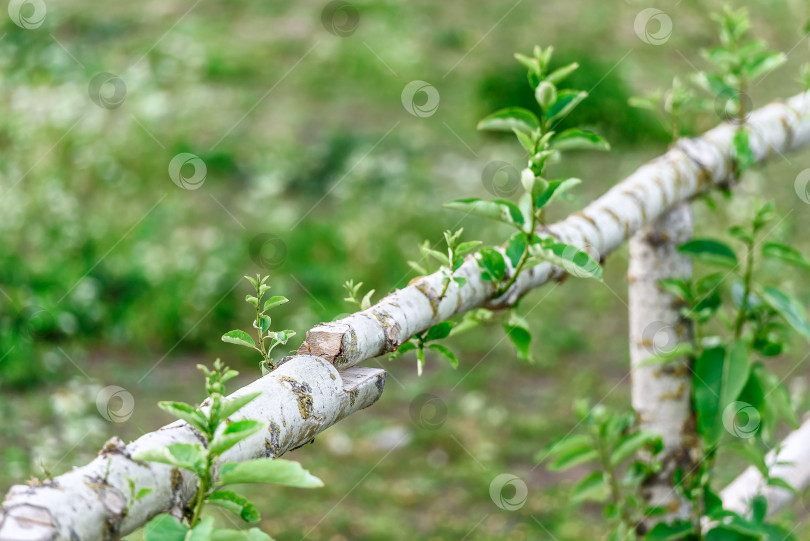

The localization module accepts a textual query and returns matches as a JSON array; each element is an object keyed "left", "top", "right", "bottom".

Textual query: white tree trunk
[
  {"left": 0, "top": 357, "right": 384, "bottom": 541},
  {"left": 628, "top": 202, "right": 697, "bottom": 526},
  {"left": 3, "top": 92, "right": 810, "bottom": 540},
  {"left": 721, "top": 416, "right": 810, "bottom": 517}
]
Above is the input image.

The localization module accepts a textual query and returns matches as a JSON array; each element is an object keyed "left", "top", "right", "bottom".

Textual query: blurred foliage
[{"left": 1, "top": 0, "right": 810, "bottom": 539}]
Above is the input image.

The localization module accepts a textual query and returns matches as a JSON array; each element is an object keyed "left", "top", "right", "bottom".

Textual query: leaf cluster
[{"left": 221, "top": 275, "right": 296, "bottom": 373}]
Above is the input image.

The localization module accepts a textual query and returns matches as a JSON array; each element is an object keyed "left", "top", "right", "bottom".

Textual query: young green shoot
[
  {"left": 343, "top": 279, "right": 375, "bottom": 310},
  {"left": 407, "top": 228, "right": 481, "bottom": 299},
  {"left": 444, "top": 46, "right": 605, "bottom": 299},
  {"left": 221, "top": 275, "right": 296, "bottom": 374}
]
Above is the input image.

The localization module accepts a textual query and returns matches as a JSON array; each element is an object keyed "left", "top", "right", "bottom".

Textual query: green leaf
[
  {"left": 745, "top": 51, "right": 787, "bottom": 80},
  {"left": 144, "top": 514, "right": 189, "bottom": 541},
  {"left": 210, "top": 420, "right": 264, "bottom": 456},
  {"left": 218, "top": 458, "right": 324, "bottom": 488},
  {"left": 259, "top": 315, "right": 271, "bottom": 335},
  {"left": 514, "top": 52, "right": 540, "bottom": 74},
  {"left": 208, "top": 490, "right": 261, "bottom": 522},
  {"left": 424, "top": 247, "right": 451, "bottom": 267},
  {"left": 408, "top": 260, "right": 428, "bottom": 275},
  {"left": 549, "top": 128, "right": 610, "bottom": 152},
  {"left": 263, "top": 296, "right": 289, "bottom": 311},
  {"left": 767, "top": 476, "right": 797, "bottom": 494},
  {"left": 513, "top": 127, "right": 534, "bottom": 152},
  {"left": 211, "top": 529, "right": 274, "bottom": 541},
  {"left": 753, "top": 201, "right": 775, "bottom": 231},
  {"left": 219, "top": 392, "right": 262, "bottom": 421},
  {"left": 610, "top": 431, "right": 657, "bottom": 466},
  {"left": 534, "top": 240, "right": 602, "bottom": 280},
  {"left": 693, "top": 346, "right": 725, "bottom": 445},
  {"left": 477, "top": 107, "right": 540, "bottom": 134},
  {"left": 534, "top": 178, "right": 581, "bottom": 209},
  {"left": 505, "top": 233, "right": 528, "bottom": 268},
  {"left": 456, "top": 240, "right": 482, "bottom": 257},
  {"left": 443, "top": 198, "right": 524, "bottom": 227},
  {"left": 545, "top": 62, "right": 579, "bottom": 85},
  {"left": 762, "top": 286, "right": 810, "bottom": 342},
  {"left": 548, "top": 446, "right": 599, "bottom": 471},
  {"left": 136, "top": 487, "right": 153, "bottom": 500},
  {"left": 187, "top": 517, "right": 214, "bottom": 541},
  {"left": 221, "top": 330, "right": 257, "bottom": 349},
  {"left": 427, "top": 343, "right": 458, "bottom": 369},
  {"left": 733, "top": 129, "right": 755, "bottom": 173},
  {"left": 762, "top": 242, "right": 810, "bottom": 269},
  {"left": 721, "top": 340, "right": 750, "bottom": 409},
  {"left": 628, "top": 96, "right": 657, "bottom": 111},
  {"left": 678, "top": 239, "right": 738, "bottom": 268},
  {"left": 477, "top": 247, "right": 507, "bottom": 282},
  {"left": 547, "top": 90, "right": 587, "bottom": 123},
  {"left": 728, "top": 225, "right": 753, "bottom": 245},
  {"left": 503, "top": 315, "right": 532, "bottom": 362},
  {"left": 269, "top": 329, "right": 295, "bottom": 346},
  {"left": 543, "top": 435, "right": 599, "bottom": 471},
  {"left": 158, "top": 401, "right": 209, "bottom": 434},
  {"left": 133, "top": 443, "right": 205, "bottom": 475},
  {"left": 570, "top": 471, "right": 607, "bottom": 504},
  {"left": 643, "top": 520, "right": 695, "bottom": 541},
  {"left": 424, "top": 321, "right": 455, "bottom": 342}
]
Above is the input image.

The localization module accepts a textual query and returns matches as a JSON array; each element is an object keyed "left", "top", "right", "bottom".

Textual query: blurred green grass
[{"left": 2, "top": 0, "right": 810, "bottom": 538}]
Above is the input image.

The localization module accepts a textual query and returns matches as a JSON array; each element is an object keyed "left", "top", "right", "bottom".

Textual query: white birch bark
[
  {"left": 299, "top": 92, "right": 810, "bottom": 369},
  {"left": 0, "top": 357, "right": 385, "bottom": 541},
  {"left": 720, "top": 416, "right": 810, "bottom": 517},
  {"left": 628, "top": 202, "right": 697, "bottom": 525}
]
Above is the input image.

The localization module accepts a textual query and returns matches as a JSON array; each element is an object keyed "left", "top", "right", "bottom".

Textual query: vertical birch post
[{"left": 628, "top": 202, "right": 698, "bottom": 526}]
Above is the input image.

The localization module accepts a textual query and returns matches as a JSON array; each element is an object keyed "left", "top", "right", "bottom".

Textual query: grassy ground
[{"left": 2, "top": 0, "right": 810, "bottom": 538}]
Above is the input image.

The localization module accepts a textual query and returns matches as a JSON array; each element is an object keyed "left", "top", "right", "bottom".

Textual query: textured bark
[
  {"left": 299, "top": 91, "right": 810, "bottom": 369},
  {"left": 628, "top": 203, "right": 697, "bottom": 525},
  {"left": 0, "top": 357, "right": 385, "bottom": 541},
  {"left": 720, "top": 417, "right": 810, "bottom": 517}
]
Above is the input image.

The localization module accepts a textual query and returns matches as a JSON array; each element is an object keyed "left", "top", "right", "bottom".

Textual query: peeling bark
[
  {"left": 628, "top": 202, "right": 697, "bottom": 526},
  {"left": 300, "top": 92, "right": 810, "bottom": 369},
  {"left": 0, "top": 357, "right": 385, "bottom": 541},
  {"left": 720, "top": 417, "right": 810, "bottom": 517}
]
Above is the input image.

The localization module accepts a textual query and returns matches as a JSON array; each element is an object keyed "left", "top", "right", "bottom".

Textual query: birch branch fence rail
[{"left": 2, "top": 90, "right": 810, "bottom": 541}]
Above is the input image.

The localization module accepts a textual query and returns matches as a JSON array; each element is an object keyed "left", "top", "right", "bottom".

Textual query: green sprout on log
[
  {"left": 444, "top": 46, "right": 605, "bottom": 298},
  {"left": 221, "top": 275, "right": 296, "bottom": 374}
]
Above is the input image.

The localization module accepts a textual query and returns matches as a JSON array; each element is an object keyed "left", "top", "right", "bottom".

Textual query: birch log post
[
  {"left": 721, "top": 416, "right": 810, "bottom": 517},
  {"left": 2, "top": 91, "right": 810, "bottom": 540},
  {"left": 0, "top": 357, "right": 385, "bottom": 541},
  {"left": 628, "top": 202, "right": 698, "bottom": 526}
]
